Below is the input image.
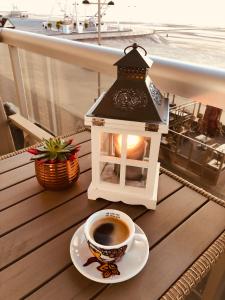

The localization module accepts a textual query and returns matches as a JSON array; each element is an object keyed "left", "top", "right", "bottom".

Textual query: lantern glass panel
[
  {"left": 100, "top": 162, "right": 120, "bottom": 184},
  {"left": 113, "top": 134, "right": 150, "bottom": 161},
  {"left": 125, "top": 166, "right": 147, "bottom": 188},
  {"left": 100, "top": 132, "right": 120, "bottom": 157},
  {"left": 125, "top": 135, "right": 150, "bottom": 161}
]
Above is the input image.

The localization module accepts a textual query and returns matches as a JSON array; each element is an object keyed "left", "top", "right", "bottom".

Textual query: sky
[{"left": 1, "top": 0, "right": 225, "bottom": 26}]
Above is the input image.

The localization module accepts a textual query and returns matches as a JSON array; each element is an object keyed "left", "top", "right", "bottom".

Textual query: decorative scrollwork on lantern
[
  {"left": 113, "top": 88, "right": 148, "bottom": 112},
  {"left": 149, "top": 83, "right": 162, "bottom": 105}
]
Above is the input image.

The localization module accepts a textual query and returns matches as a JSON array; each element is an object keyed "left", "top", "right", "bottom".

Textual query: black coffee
[{"left": 91, "top": 217, "right": 130, "bottom": 246}]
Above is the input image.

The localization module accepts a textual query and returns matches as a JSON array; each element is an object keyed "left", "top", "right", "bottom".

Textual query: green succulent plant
[{"left": 28, "top": 138, "right": 80, "bottom": 163}]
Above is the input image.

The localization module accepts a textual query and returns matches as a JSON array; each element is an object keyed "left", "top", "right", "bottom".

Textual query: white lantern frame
[{"left": 85, "top": 94, "right": 168, "bottom": 209}]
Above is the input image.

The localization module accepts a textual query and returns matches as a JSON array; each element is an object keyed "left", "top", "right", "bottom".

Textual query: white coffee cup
[{"left": 84, "top": 209, "right": 146, "bottom": 263}]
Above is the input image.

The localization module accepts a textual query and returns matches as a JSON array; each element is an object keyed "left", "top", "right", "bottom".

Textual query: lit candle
[
  {"left": 115, "top": 135, "right": 145, "bottom": 159},
  {"left": 114, "top": 134, "right": 145, "bottom": 180}
]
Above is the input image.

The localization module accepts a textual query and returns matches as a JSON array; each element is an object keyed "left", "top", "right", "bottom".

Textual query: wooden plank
[
  {"left": 70, "top": 131, "right": 91, "bottom": 144},
  {"left": 94, "top": 201, "right": 225, "bottom": 300},
  {"left": 0, "top": 225, "right": 82, "bottom": 300},
  {"left": 0, "top": 161, "right": 178, "bottom": 236},
  {"left": 105, "top": 174, "right": 183, "bottom": 219},
  {"left": 0, "top": 173, "right": 181, "bottom": 268},
  {"left": 27, "top": 265, "right": 102, "bottom": 300},
  {"left": 27, "top": 185, "right": 205, "bottom": 300},
  {"left": 0, "top": 131, "right": 90, "bottom": 174},
  {"left": 0, "top": 177, "right": 44, "bottom": 212},
  {"left": 136, "top": 187, "right": 207, "bottom": 247},
  {"left": 0, "top": 152, "right": 31, "bottom": 174},
  {"left": 0, "top": 141, "right": 91, "bottom": 211},
  {"left": 0, "top": 190, "right": 108, "bottom": 270},
  {"left": 22, "top": 204, "right": 152, "bottom": 300},
  {"left": 0, "top": 182, "right": 148, "bottom": 270},
  {"left": 0, "top": 162, "right": 35, "bottom": 190},
  {"left": 157, "top": 173, "right": 182, "bottom": 202},
  {"left": 0, "top": 215, "right": 112, "bottom": 299},
  {"left": 0, "top": 174, "right": 184, "bottom": 298},
  {"left": 77, "top": 140, "right": 91, "bottom": 158},
  {"left": 0, "top": 155, "right": 91, "bottom": 236}
]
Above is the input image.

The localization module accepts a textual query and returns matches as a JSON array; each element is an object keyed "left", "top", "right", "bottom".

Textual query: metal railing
[{"left": 1, "top": 28, "right": 225, "bottom": 112}]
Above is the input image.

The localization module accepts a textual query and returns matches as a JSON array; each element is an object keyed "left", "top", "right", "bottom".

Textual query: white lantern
[{"left": 85, "top": 44, "right": 169, "bottom": 209}]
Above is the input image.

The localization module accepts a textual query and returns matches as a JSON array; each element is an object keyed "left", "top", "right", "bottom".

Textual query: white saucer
[{"left": 70, "top": 223, "right": 149, "bottom": 283}]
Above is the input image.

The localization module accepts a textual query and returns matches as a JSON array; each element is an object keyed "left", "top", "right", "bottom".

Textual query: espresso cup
[{"left": 84, "top": 209, "right": 146, "bottom": 263}]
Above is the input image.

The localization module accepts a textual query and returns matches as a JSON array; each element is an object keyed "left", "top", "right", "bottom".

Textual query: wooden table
[{"left": 0, "top": 130, "right": 225, "bottom": 300}]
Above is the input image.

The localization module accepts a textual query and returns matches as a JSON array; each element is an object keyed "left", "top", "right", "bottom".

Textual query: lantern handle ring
[{"left": 124, "top": 43, "right": 147, "bottom": 56}]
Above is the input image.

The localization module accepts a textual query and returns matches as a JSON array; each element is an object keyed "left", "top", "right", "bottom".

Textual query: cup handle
[{"left": 134, "top": 233, "right": 148, "bottom": 243}]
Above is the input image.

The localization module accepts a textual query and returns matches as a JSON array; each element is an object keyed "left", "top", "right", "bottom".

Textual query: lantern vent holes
[
  {"left": 113, "top": 88, "right": 148, "bottom": 112},
  {"left": 118, "top": 67, "right": 146, "bottom": 80}
]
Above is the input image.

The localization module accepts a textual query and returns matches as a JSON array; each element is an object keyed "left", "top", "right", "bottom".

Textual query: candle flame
[{"left": 117, "top": 135, "right": 142, "bottom": 150}]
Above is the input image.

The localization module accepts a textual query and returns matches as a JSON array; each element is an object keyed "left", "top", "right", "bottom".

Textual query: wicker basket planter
[{"left": 35, "top": 158, "right": 80, "bottom": 190}]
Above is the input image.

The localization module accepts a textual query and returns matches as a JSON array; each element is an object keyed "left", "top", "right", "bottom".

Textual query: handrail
[
  {"left": 1, "top": 28, "right": 225, "bottom": 110},
  {"left": 0, "top": 28, "right": 121, "bottom": 76}
]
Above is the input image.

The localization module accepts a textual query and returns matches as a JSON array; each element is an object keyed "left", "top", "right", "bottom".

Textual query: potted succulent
[{"left": 28, "top": 138, "right": 80, "bottom": 190}]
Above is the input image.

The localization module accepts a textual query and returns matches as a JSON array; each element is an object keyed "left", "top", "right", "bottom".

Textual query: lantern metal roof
[{"left": 87, "top": 43, "right": 169, "bottom": 125}]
